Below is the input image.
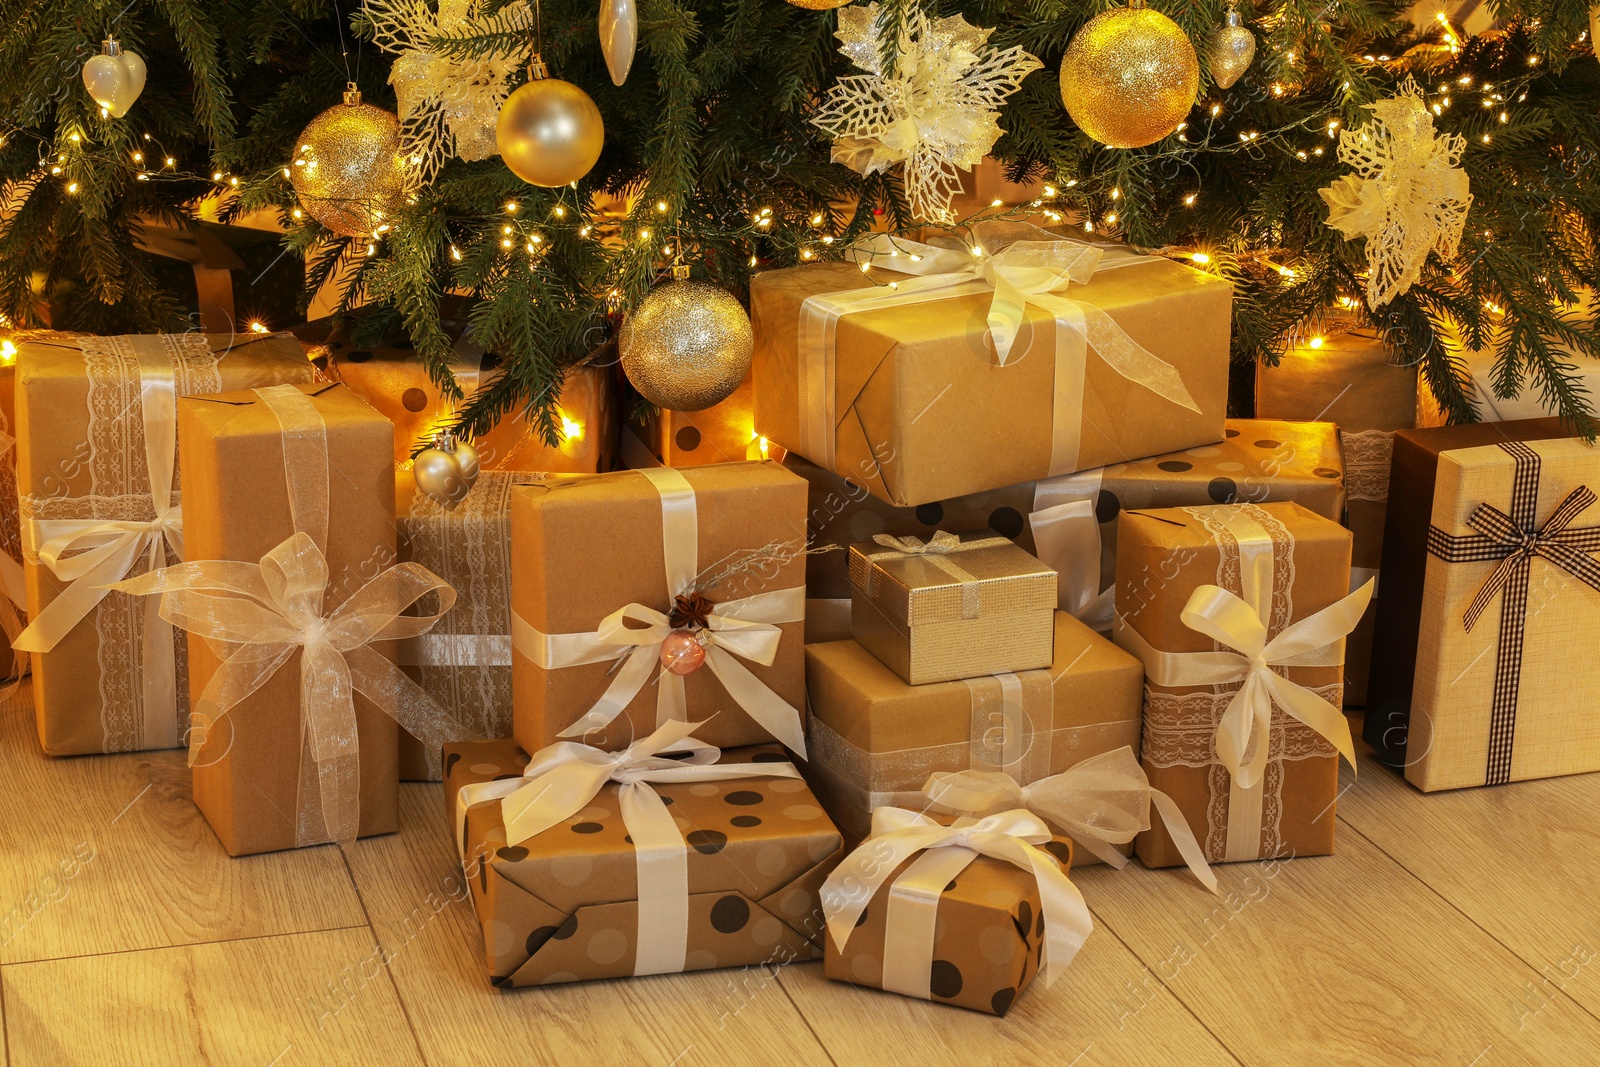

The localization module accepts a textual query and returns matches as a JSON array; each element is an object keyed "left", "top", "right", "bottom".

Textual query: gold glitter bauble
[
  {"left": 619, "top": 280, "right": 753, "bottom": 412},
  {"left": 1060, "top": 5, "right": 1199, "bottom": 148},
  {"left": 496, "top": 75, "right": 604, "bottom": 187},
  {"left": 785, "top": 0, "right": 855, "bottom": 9},
  {"left": 290, "top": 91, "right": 408, "bottom": 237},
  {"left": 1207, "top": 8, "right": 1256, "bottom": 90}
]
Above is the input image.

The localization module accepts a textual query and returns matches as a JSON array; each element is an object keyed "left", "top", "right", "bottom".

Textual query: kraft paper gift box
[
  {"left": 13, "top": 332, "right": 312, "bottom": 756},
  {"left": 621, "top": 369, "right": 780, "bottom": 468},
  {"left": 1256, "top": 328, "right": 1419, "bottom": 705},
  {"left": 511, "top": 462, "right": 809, "bottom": 754},
  {"left": 0, "top": 332, "right": 50, "bottom": 683},
  {"left": 751, "top": 220, "right": 1231, "bottom": 509},
  {"left": 848, "top": 532, "right": 1056, "bottom": 684},
  {"left": 790, "top": 419, "right": 1345, "bottom": 644},
  {"left": 443, "top": 730, "right": 843, "bottom": 988},
  {"left": 296, "top": 307, "right": 615, "bottom": 474},
  {"left": 164, "top": 382, "right": 448, "bottom": 856},
  {"left": 820, "top": 807, "right": 1085, "bottom": 1016},
  {"left": 1363, "top": 422, "right": 1600, "bottom": 788},
  {"left": 804, "top": 610, "right": 1143, "bottom": 846},
  {"left": 1114, "top": 501, "right": 1367, "bottom": 866}
]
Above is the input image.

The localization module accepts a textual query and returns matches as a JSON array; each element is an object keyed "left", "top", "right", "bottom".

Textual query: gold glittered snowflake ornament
[
  {"left": 1319, "top": 78, "right": 1472, "bottom": 310},
  {"left": 811, "top": 3, "right": 1041, "bottom": 223}
]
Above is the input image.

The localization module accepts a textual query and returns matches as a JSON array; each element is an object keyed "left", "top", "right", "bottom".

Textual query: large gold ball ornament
[
  {"left": 619, "top": 280, "right": 753, "bottom": 412},
  {"left": 1060, "top": 4, "right": 1199, "bottom": 148},
  {"left": 496, "top": 72, "right": 605, "bottom": 187},
  {"left": 289, "top": 89, "right": 408, "bottom": 237}
]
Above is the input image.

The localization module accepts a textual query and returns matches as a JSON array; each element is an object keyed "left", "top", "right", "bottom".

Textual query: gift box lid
[{"left": 847, "top": 532, "right": 1057, "bottom": 626}]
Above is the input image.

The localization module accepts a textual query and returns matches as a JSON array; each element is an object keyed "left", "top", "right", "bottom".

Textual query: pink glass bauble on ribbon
[{"left": 660, "top": 630, "right": 706, "bottom": 675}]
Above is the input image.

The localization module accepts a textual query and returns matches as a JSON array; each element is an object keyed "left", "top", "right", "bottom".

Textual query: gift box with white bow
[
  {"left": 750, "top": 220, "right": 1231, "bottom": 509},
  {"left": 1114, "top": 501, "right": 1370, "bottom": 866},
  {"left": 443, "top": 722, "right": 843, "bottom": 988},
  {"left": 12, "top": 332, "right": 312, "bottom": 756}
]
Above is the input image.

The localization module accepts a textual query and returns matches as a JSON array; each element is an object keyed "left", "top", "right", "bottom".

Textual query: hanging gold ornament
[
  {"left": 619, "top": 266, "right": 753, "bottom": 411},
  {"left": 598, "top": 0, "right": 637, "bottom": 85},
  {"left": 496, "top": 55, "right": 604, "bottom": 187},
  {"left": 82, "top": 38, "right": 146, "bottom": 118},
  {"left": 1207, "top": 4, "right": 1256, "bottom": 90},
  {"left": 1591, "top": 5, "right": 1600, "bottom": 59},
  {"left": 412, "top": 429, "right": 481, "bottom": 509},
  {"left": 1060, "top": 0, "right": 1198, "bottom": 148},
  {"left": 290, "top": 86, "right": 409, "bottom": 237},
  {"left": 785, "top": 0, "right": 856, "bottom": 9}
]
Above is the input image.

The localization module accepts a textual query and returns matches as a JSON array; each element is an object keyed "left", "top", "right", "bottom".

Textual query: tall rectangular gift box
[
  {"left": 804, "top": 610, "right": 1143, "bottom": 845},
  {"left": 1364, "top": 420, "right": 1600, "bottom": 787},
  {"left": 511, "top": 462, "right": 809, "bottom": 753},
  {"left": 1256, "top": 328, "right": 1419, "bottom": 705},
  {"left": 444, "top": 734, "right": 842, "bottom": 987},
  {"left": 1115, "top": 501, "right": 1362, "bottom": 865},
  {"left": 0, "top": 332, "right": 54, "bottom": 682},
  {"left": 792, "top": 419, "right": 1345, "bottom": 642},
  {"left": 752, "top": 221, "right": 1232, "bottom": 508},
  {"left": 13, "top": 332, "right": 312, "bottom": 755},
  {"left": 176, "top": 383, "right": 405, "bottom": 855}
]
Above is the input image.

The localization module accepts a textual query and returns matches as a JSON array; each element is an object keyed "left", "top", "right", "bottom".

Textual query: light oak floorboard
[
  {"left": 0, "top": 684, "right": 367, "bottom": 963},
  {"left": 2, "top": 928, "right": 424, "bottom": 1067},
  {"left": 340, "top": 782, "right": 837, "bottom": 1067}
]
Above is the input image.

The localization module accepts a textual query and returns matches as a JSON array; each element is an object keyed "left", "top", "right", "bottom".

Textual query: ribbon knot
[{"left": 1461, "top": 486, "right": 1600, "bottom": 633}]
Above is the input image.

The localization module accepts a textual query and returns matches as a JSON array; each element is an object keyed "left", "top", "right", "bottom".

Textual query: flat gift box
[
  {"left": 179, "top": 382, "right": 400, "bottom": 856},
  {"left": 445, "top": 737, "right": 843, "bottom": 987},
  {"left": 848, "top": 533, "right": 1056, "bottom": 684},
  {"left": 804, "top": 611, "right": 1143, "bottom": 846},
  {"left": 15, "top": 332, "right": 313, "bottom": 756},
  {"left": 1116, "top": 501, "right": 1352, "bottom": 866},
  {"left": 751, "top": 234, "right": 1231, "bottom": 508},
  {"left": 510, "top": 461, "right": 808, "bottom": 752}
]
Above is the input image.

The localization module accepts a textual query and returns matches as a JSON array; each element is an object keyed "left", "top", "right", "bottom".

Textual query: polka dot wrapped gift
[{"left": 442, "top": 721, "right": 843, "bottom": 987}]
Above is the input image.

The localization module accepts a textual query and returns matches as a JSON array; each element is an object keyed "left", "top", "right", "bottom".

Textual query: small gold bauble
[
  {"left": 290, "top": 89, "right": 408, "bottom": 237},
  {"left": 619, "top": 280, "right": 753, "bottom": 412},
  {"left": 1060, "top": 5, "right": 1199, "bottom": 148},
  {"left": 784, "top": 0, "right": 855, "bottom": 9},
  {"left": 496, "top": 72, "right": 605, "bottom": 187},
  {"left": 1208, "top": 8, "right": 1257, "bottom": 90}
]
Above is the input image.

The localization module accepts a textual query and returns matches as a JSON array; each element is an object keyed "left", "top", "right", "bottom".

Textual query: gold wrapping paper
[
  {"left": 178, "top": 383, "right": 401, "bottom": 856},
  {"left": 848, "top": 533, "right": 1056, "bottom": 684},
  {"left": 1116, "top": 501, "right": 1351, "bottom": 866},
  {"left": 623, "top": 369, "right": 778, "bottom": 468},
  {"left": 1256, "top": 330, "right": 1418, "bottom": 706},
  {"left": 444, "top": 737, "right": 842, "bottom": 987},
  {"left": 804, "top": 611, "right": 1143, "bottom": 847},
  {"left": 15, "top": 333, "right": 313, "bottom": 756},
  {"left": 751, "top": 250, "right": 1231, "bottom": 508}
]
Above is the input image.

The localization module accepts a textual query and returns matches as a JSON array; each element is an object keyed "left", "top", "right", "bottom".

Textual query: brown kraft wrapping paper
[
  {"left": 511, "top": 462, "right": 808, "bottom": 753},
  {"left": 179, "top": 382, "right": 400, "bottom": 856},
  {"left": 444, "top": 737, "right": 843, "bottom": 987},
  {"left": 792, "top": 421, "right": 1344, "bottom": 644},
  {"left": 15, "top": 332, "right": 312, "bottom": 756},
  {"left": 1116, "top": 501, "right": 1352, "bottom": 866},
  {"left": 622, "top": 369, "right": 777, "bottom": 468},
  {"left": 0, "top": 337, "right": 41, "bottom": 680},
  {"left": 1255, "top": 330, "right": 1418, "bottom": 706},
  {"left": 751, "top": 245, "right": 1231, "bottom": 509},
  {"left": 1362, "top": 418, "right": 1572, "bottom": 764},
  {"left": 804, "top": 610, "right": 1143, "bottom": 848}
]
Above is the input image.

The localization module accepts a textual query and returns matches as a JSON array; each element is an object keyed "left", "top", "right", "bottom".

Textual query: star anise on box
[{"left": 669, "top": 592, "right": 716, "bottom": 631}]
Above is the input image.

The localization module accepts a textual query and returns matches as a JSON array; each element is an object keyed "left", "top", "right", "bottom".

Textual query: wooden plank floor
[{"left": 3, "top": 682, "right": 1599, "bottom": 1066}]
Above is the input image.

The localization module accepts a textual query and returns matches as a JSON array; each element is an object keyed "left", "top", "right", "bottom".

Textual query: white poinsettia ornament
[
  {"left": 811, "top": 3, "right": 1042, "bottom": 223},
  {"left": 1319, "top": 78, "right": 1472, "bottom": 310},
  {"left": 367, "top": 0, "right": 531, "bottom": 181}
]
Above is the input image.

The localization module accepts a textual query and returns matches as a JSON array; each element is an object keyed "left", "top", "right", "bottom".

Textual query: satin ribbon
[
  {"left": 858, "top": 531, "right": 1011, "bottom": 620},
  {"left": 922, "top": 749, "right": 1217, "bottom": 893},
  {"left": 798, "top": 220, "right": 1201, "bottom": 477},
  {"left": 14, "top": 341, "right": 183, "bottom": 747},
  {"left": 454, "top": 719, "right": 802, "bottom": 977},
  {"left": 510, "top": 467, "right": 807, "bottom": 754},
  {"left": 821, "top": 806, "right": 1092, "bottom": 999},
  {"left": 1028, "top": 470, "right": 1114, "bottom": 629}
]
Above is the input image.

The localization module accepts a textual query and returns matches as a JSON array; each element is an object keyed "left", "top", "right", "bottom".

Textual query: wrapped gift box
[
  {"left": 752, "top": 223, "right": 1231, "bottom": 508},
  {"left": 14, "top": 332, "right": 312, "bottom": 755},
  {"left": 1257, "top": 328, "right": 1419, "bottom": 705},
  {"left": 1417, "top": 297, "right": 1598, "bottom": 427},
  {"left": 1363, "top": 419, "right": 1596, "bottom": 783},
  {"left": 848, "top": 533, "right": 1055, "bottom": 684},
  {"left": 804, "top": 610, "right": 1142, "bottom": 846},
  {"left": 621, "top": 370, "right": 779, "bottom": 468},
  {"left": 444, "top": 736, "right": 842, "bottom": 987},
  {"left": 0, "top": 331, "right": 51, "bottom": 681},
  {"left": 178, "top": 383, "right": 402, "bottom": 855},
  {"left": 510, "top": 462, "right": 808, "bottom": 753},
  {"left": 1115, "top": 502, "right": 1358, "bottom": 866}
]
